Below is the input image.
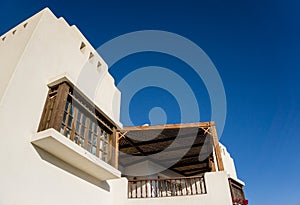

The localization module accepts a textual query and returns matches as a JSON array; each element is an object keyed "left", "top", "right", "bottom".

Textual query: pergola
[{"left": 116, "top": 122, "right": 224, "bottom": 177}]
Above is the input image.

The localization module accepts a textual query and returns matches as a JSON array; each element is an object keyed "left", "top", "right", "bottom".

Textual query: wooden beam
[
  {"left": 121, "top": 122, "right": 213, "bottom": 132},
  {"left": 211, "top": 125, "right": 224, "bottom": 171},
  {"left": 157, "top": 153, "right": 206, "bottom": 163},
  {"left": 122, "top": 136, "right": 147, "bottom": 156},
  {"left": 178, "top": 165, "right": 209, "bottom": 173},
  {"left": 171, "top": 159, "right": 209, "bottom": 169},
  {"left": 184, "top": 169, "right": 211, "bottom": 176}
]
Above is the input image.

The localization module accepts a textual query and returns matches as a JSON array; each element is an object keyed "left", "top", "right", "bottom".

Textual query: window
[
  {"left": 89, "top": 52, "right": 93, "bottom": 59},
  {"left": 38, "top": 81, "right": 116, "bottom": 163},
  {"left": 97, "top": 61, "right": 101, "bottom": 71},
  {"left": 80, "top": 42, "right": 86, "bottom": 53}
]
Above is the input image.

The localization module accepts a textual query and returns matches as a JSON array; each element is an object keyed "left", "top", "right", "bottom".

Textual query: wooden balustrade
[{"left": 128, "top": 175, "right": 206, "bottom": 198}]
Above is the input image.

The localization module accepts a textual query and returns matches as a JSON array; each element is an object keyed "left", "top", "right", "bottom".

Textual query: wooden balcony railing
[
  {"left": 128, "top": 176, "right": 206, "bottom": 198},
  {"left": 38, "top": 81, "right": 118, "bottom": 168}
]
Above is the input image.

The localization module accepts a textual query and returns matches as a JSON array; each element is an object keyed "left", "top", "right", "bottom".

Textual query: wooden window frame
[
  {"left": 38, "top": 80, "right": 118, "bottom": 167},
  {"left": 229, "top": 178, "right": 246, "bottom": 202}
]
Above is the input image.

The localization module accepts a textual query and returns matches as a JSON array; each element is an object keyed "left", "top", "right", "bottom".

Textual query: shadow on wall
[{"left": 32, "top": 145, "right": 111, "bottom": 191}]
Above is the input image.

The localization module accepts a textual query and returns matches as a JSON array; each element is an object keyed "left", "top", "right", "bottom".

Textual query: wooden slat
[
  {"left": 38, "top": 89, "right": 55, "bottom": 131},
  {"left": 48, "top": 83, "right": 70, "bottom": 131},
  {"left": 119, "top": 141, "right": 206, "bottom": 157}
]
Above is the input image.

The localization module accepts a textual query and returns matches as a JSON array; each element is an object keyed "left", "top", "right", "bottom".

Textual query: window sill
[{"left": 31, "top": 128, "right": 121, "bottom": 181}]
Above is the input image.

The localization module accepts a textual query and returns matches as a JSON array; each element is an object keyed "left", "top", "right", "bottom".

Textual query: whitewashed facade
[{"left": 0, "top": 8, "right": 246, "bottom": 205}]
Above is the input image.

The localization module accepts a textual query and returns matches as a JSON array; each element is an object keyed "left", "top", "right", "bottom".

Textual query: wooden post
[
  {"left": 48, "top": 82, "right": 70, "bottom": 132},
  {"left": 211, "top": 125, "right": 224, "bottom": 171},
  {"left": 110, "top": 127, "right": 119, "bottom": 169},
  {"left": 38, "top": 89, "right": 52, "bottom": 131},
  {"left": 115, "top": 130, "right": 119, "bottom": 169},
  {"left": 208, "top": 156, "right": 216, "bottom": 172}
]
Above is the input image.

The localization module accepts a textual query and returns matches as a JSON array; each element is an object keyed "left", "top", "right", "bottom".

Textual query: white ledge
[{"left": 31, "top": 128, "right": 121, "bottom": 181}]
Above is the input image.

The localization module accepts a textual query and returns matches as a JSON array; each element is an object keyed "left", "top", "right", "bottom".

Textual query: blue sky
[{"left": 1, "top": 0, "right": 300, "bottom": 204}]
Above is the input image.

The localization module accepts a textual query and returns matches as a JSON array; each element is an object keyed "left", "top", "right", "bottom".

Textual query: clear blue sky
[{"left": 1, "top": 0, "right": 300, "bottom": 204}]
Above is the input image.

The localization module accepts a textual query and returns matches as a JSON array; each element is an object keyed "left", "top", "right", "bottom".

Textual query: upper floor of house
[{"left": 0, "top": 8, "right": 247, "bottom": 205}]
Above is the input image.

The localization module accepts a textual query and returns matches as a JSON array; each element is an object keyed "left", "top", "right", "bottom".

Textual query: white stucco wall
[
  {"left": 0, "top": 8, "right": 122, "bottom": 205},
  {"left": 0, "top": 11, "right": 43, "bottom": 105},
  {"left": 220, "top": 143, "right": 238, "bottom": 179},
  {"left": 0, "top": 8, "right": 122, "bottom": 127}
]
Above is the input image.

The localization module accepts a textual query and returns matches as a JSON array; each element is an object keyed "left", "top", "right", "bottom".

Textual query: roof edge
[{"left": 121, "top": 121, "right": 215, "bottom": 131}]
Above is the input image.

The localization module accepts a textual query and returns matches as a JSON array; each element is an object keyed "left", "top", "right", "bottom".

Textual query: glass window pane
[
  {"left": 88, "top": 131, "right": 92, "bottom": 142},
  {"left": 80, "top": 127, "right": 85, "bottom": 137},
  {"left": 80, "top": 138, "right": 84, "bottom": 147},
  {"left": 67, "top": 116, "right": 73, "bottom": 127},
  {"left": 65, "top": 101, "right": 69, "bottom": 111},
  {"left": 77, "top": 112, "right": 82, "bottom": 121},
  {"left": 69, "top": 105, "right": 74, "bottom": 116},
  {"left": 82, "top": 115, "right": 86, "bottom": 125},
  {"left": 92, "top": 146, "right": 96, "bottom": 155},
  {"left": 63, "top": 112, "right": 67, "bottom": 123},
  {"left": 90, "top": 121, "right": 93, "bottom": 130},
  {"left": 93, "top": 135, "right": 97, "bottom": 145},
  {"left": 74, "top": 134, "right": 79, "bottom": 144},
  {"left": 66, "top": 129, "right": 71, "bottom": 139},
  {"left": 76, "top": 122, "right": 80, "bottom": 133}
]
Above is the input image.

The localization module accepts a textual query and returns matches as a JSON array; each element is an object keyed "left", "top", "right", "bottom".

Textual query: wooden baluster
[
  {"left": 145, "top": 180, "right": 147, "bottom": 198},
  {"left": 171, "top": 179, "right": 174, "bottom": 196},
  {"left": 135, "top": 181, "right": 138, "bottom": 198},
  {"left": 184, "top": 178, "right": 188, "bottom": 195},
  {"left": 161, "top": 179, "right": 164, "bottom": 197},
  {"left": 194, "top": 177, "right": 198, "bottom": 195},
  {"left": 140, "top": 180, "right": 143, "bottom": 198},
  {"left": 189, "top": 178, "right": 193, "bottom": 195},
  {"left": 175, "top": 180, "right": 179, "bottom": 196}
]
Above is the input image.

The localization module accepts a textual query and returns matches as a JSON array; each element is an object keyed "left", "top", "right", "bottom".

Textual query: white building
[{"left": 0, "top": 8, "right": 247, "bottom": 205}]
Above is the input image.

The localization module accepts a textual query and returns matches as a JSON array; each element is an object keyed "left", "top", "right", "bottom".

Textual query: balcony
[
  {"left": 126, "top": 172, "right": 239, "bottom": 205},
  {"left": 33, "top": 80, "right": 120, "bottom": 180},
  {"left": 128, "top": 175, "right": 206, "bottom": 198}
]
